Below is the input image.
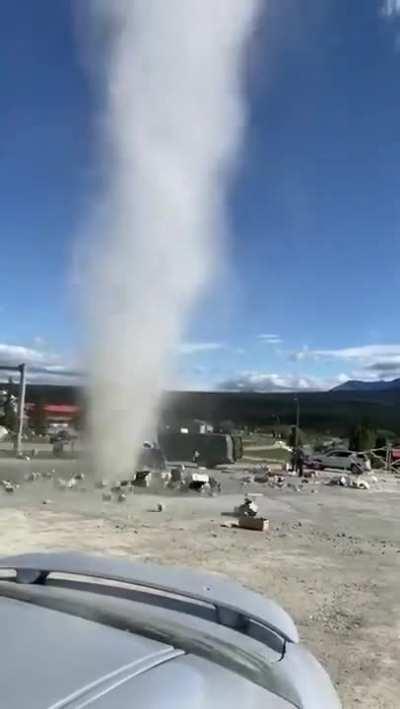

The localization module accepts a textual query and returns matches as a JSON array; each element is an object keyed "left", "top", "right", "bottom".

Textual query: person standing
[
  {"left": 192, "top": 449, "right": 200, "bottom": 465},
  {"left": 296, "top": 447, "right": 305, "bottom": 477}
]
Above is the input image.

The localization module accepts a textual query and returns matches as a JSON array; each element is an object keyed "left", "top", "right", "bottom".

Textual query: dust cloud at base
[{"left": 79, "top": 1, "right": 261, "bottom": 478}]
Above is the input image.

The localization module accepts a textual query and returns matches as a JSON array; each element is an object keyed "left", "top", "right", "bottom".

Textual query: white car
[{"left": 312, "top": 449, "right": 371, "bottom": 474}]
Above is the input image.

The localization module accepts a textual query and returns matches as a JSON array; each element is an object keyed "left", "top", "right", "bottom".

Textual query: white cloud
[
  {"left": 0, "top": 343, "right": 82, "bottom": 384},
  {"left": 380, "top": 1, "right": 400, "bottom": 51},
  {"left": 0, "top": 343, "right": 57, "bottom": 367},
  {"left": 381, "top": 0, "right": 400, "bottom": 18},
  {"left": 178, "top": 342, "right": 224, "bottom": 355},
  {"left": 291, "top": 344, "right": 400, "bottom": 379},
  {"left": 257, "top": 333, "right": 283, "bottom": 344},
  {"left": 218, "top": 371, "right": 348, "bottom": 393},
  {"left": 290, "top": 345, "right": 310, "bottom": 361}
]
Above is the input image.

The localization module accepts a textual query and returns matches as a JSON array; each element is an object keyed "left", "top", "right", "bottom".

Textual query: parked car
[
  {"left": 49, "top": 428, "right": 77, "bottom": 444},
  {"left": 312, "top": 449, "right": 371, "bottom": 473},
  {"left": 0, "top": 552, "right": 341, "bottom": 708}
]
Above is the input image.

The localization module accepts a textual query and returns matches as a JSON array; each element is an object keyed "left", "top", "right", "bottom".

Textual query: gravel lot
[{"left": 0, "top": 450, "right": 399, "bottom": 708}]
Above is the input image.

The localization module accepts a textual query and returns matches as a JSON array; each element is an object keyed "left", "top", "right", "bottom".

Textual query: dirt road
[{"left": 0, "top": 458, "right": 399, "bottom": 708}]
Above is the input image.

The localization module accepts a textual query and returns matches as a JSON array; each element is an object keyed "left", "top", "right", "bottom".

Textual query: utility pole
[
  {"left": 386, "top": 443, "right": 392, "bottom": 473},
  {"left": 15, "top": 363, "right": 26, "bottom": 455}
]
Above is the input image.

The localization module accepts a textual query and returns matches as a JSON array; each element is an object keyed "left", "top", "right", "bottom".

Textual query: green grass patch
[{"left": 242, "top": 447, "right": 290, "bottom": 462}]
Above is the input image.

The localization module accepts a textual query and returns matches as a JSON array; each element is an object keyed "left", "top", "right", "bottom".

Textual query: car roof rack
[{"left": 0, "top": 552, "right": 298, "bottom": 645}]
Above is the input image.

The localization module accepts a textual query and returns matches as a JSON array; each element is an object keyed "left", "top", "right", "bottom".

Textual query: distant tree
[
  {"left": 3, "top": 396, "right": 17, "bottom": 432},
  {"left": 376, "top": 429, "right": 396, "bottom": 442},
  {"left": 217, "top": 419, "right": 235, "bottom": 434},
  {"left": 31, "top": 402, "right": 47, "bottom": 436},
  {"left": 349, "top": 423, "right": 376, "bottom": 452},
  {"left": 288, "top": 425, "right": 303, "bottom": 448},
  {"left": 375, "top": 433, "right": 387, "bottom": 452}
]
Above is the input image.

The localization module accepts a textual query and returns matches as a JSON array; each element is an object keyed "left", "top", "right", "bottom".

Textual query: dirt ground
[{"left": 0, "top": 452, "right": 399, "bottom": 708}]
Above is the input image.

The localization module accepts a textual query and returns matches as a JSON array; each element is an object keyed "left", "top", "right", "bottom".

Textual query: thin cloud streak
[
  {"left": 178, "top": 342, "right": 224, "bottom": 355},
  {"left": 292, "top": 343, "right": 400, "bottom": 363},
  {"left": 257, "top": 333, "right": 283, "bottom": 344}
]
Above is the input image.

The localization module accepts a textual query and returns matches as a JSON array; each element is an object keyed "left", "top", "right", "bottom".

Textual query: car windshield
[{"left": 0, "top": 4, "right": 398, "bottom": 708}]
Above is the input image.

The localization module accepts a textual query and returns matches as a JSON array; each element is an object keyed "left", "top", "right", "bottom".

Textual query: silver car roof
[{"left": 0, "top": 552, "right": 341, "bottom": 709}]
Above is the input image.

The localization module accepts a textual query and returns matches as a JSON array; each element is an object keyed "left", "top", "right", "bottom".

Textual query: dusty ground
[{"left": 0, "top": 451, "right": 399, "bottom": 708}]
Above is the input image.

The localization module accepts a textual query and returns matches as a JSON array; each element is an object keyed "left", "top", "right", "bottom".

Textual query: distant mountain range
[{"left": 332, "top": 378, "right": 400, "bottom": 392}]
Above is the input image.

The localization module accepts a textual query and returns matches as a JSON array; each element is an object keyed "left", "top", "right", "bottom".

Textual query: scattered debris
[
  {"left": 117, "top": 492, "right": 127, "bottom": 503},
  {"left": 329, "top": 475, "right": 350, "bottom": 487},
  {"left": 302, "top": 470, "right": 317, "bottom": 479},
  {"left": 240, "top": 473, "right": 254, "bottom": 484},
  {"left": 1, "top": 480, "right": 15, "bottom": 493},
  {"left": 74, "top": 472, "right": 85, "bottom": 481},
  {"left": 254, "top": 471, "right": 270, "bottom": 483},
  {"left": 329, "top": 474, "right": 371, "bottom": 490},
  {"left": 287, "top": 482, "right": 302, "bottom": 492},
  {"left": 102, "top": 491, "right": 112, "bottom": 502},
  {"left": 156, "top": 502, "right": 165, "bottom": 512},
  {"left": 133, "top": 470, "right": 152, "bottom": 488},
  {"left": 43, "top": 471, "right": 53, "bottom": 479},
  {"left": 24, "top": 472, "right": 41, "bottom": 482},
  {"left": 56, "top": 478, "right": 67, "bottom": 490},
  {"left": 66, "top": 478, "right": 77, "bottom": 489},
  {"left": 95, "top": 480, "right": 108, "bottom": 489},
  {"left": 351, "top": 479, "right": 370, "bottom": 490},
  {"left": 42, "top": 499, "right": 52, "bottom": 505},
  {"left": 235, "top": 496, "right": 258, "bottom": 517},
  {"left": 268, "top": 474, "right": 287, "bottom": 489},
  {"left": 187, "top": 471, "right": 210, "bottom": 492}
]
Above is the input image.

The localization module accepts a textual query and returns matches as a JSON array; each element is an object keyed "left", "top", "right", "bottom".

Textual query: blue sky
[{"left": 1, "top": 0, "right": 400, "bottom": 391}]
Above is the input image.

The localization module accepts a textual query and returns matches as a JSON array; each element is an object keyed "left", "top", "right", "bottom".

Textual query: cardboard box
[{"left": 238, "top": 516, "right": 269, "bottom": 532}]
